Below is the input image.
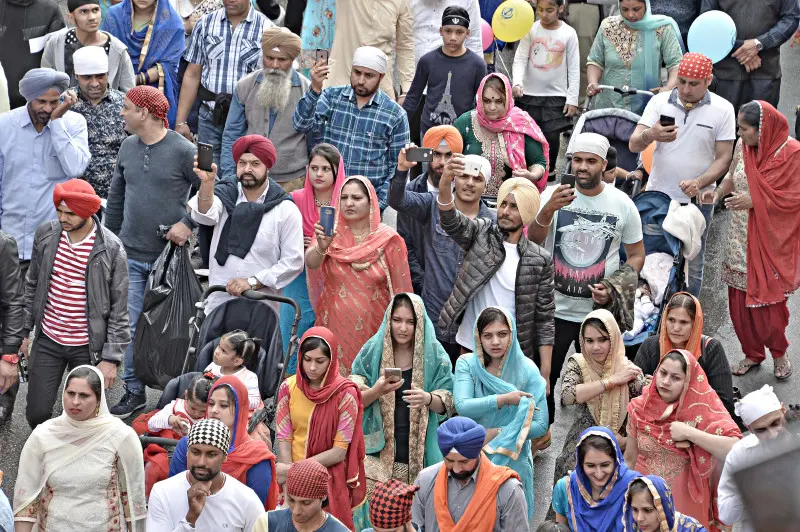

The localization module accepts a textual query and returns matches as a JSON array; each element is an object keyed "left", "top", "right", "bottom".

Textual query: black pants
[
  {"left": 26, "top": 334, "right": 91, "bottom": 429},
  {"left": 547, "top": 317, "right": 583, "bottom": 426}
]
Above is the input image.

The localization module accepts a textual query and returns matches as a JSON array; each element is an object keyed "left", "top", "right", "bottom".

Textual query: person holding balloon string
[
  {"left": 512, "top": 0, "right": 580, "bottom": 182},
  {"left": 586, "top": 0, "right": 685, "bottom": 115}
]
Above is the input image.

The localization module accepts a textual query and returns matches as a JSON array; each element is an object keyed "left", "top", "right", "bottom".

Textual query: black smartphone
[
  {"left": 659, "top": 114, "right": 676, "bottom": 127},
  {"left": 319, "top": 206, "right": 336, "bottom": 237},
  {"left": 197, "top": 142, "right": 214, "bottom": 172},
  {"left": 405, "top": 147, "right": 433, "bottom": 163},
  {"left": 315, "top": 49, "right": 329, "bottom": 63},
  {"left": 561, "top": 173, "right": 576, "bottom": 188}
]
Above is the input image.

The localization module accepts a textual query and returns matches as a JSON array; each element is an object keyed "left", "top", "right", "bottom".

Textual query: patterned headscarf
[
  {"left": 126, "top": 85, "right": 169, "bottom": 129},
  {"left": 286, "top": 459, "right": 329, "bottom": 499},
  {"left": 369, "top": 479, "right": 419, "bottom": 528},
  {"left": 677, "top": 52, "right": 713, "bottom": 80},
  {"left": 187, "top": 419, "right": 231, "bottom": 455}
]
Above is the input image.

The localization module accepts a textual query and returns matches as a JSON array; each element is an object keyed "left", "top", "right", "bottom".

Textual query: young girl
[
  {"left": 512, "top": 0, "right": 580, "bottom": 179},
  {"left": 146, "top": 373, "right": 216, "bottom": 437},
  {"left": 204, "top": 330, "right": 262, "bottom": 411}
]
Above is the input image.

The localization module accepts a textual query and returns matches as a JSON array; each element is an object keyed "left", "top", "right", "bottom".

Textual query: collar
[
  {"left": 221, "top": 5, "right": 257, "bottom": 24},
  {"left": 13, "top": 105, "right": 54, "bottom": 130},
  {"left": 342, "top": 85, "right": 385, "bottom": 108},
  {"left": 237, "top": 182, "right": 269, "bottom": 203},
  {"left": 668, "top": 88, "right": 711, "bottom": 111},
  {"left": 256, "top": 69, "right": 303, "bottom": 87}
]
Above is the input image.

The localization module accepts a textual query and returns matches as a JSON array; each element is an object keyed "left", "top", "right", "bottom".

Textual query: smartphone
[
  {"left": 319, "top": 206, "right": 336, "bottom": 237},
  {"left": 659, "top": 114, "right": 676, "bottom": 127},
  {"left": 561, "top": 173, "right": 576, "bottom": 188},
  {"left": 405, "top": 147, "right": 433, "bottom": 163},
  {"left": 197, "top": 142, "right": 214, "bottom": 172},
  {"left": 315, "top": 49, "right": 329, "bottom": 64},
  {"left": 462, "top": 159, "right": 482, "bottom": 177},
  {"left": 384, "top": 368, "right": 402, "bottom": 382}
]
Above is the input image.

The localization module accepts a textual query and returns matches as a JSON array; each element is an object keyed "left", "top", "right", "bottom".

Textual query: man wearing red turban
[
  {"left": 190, "top": 134, "right": 304, "bottom": 315},
  {"left": 20, "top": 178, "right": 130, "bottom": 429}
]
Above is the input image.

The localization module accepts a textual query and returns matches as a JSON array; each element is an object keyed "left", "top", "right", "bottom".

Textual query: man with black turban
[
  {"left": 190, "top": 134, "right": 304, "bottom": 315},
  {"left": 411, "top": 417, "right": 529, "bottom": 531},
  {"left": 221, "top": 27, "right": 312, "bottom": 192}
]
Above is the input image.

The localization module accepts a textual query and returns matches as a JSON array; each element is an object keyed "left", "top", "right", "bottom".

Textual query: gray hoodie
[{"left": 41, "top": 27, "right": 135, "bottom": 93}]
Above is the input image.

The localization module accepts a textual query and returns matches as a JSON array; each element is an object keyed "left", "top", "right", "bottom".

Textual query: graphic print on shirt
[
  {"left": 430, "top": 71, "right": 458, "bottom": 126},
  {"left": 553, "top": 209, "right": 619, "bottom": 298},
  {"left": 529, "top": 35, "right": 566, "bottom": 72}
]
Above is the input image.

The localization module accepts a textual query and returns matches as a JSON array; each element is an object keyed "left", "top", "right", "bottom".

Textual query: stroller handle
[
  {"left": 139, "top": 435, "right": 182, "bottom": 448},
  {"left": 596, "top": 84, "right": 655, "bottom": 98},
  {"left": 200, "top": 285, "right": 302, "bottom": 315}
]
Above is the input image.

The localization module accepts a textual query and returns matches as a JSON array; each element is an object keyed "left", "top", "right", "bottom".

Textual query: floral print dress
[
  {"left": 299, "top": 0, "right": 337, "bottom": 71},
  {"left": 721, "top": 141, "right": 748, "bottom": 291}
]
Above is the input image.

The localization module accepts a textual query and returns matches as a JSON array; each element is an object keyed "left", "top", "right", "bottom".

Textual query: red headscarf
[
  {"left": 475, "top": 72, "right": 550, "bottom": 192},
  {"left": 126, "top": 85, "right": 169, "bottom": 129},
  {"left": 232, "top": 135, "right": 277, "bottom": 169},
  {"left": 207, "top": 376, "right": 278, "bottom": 510},
  {"left": 297, "top": 326, "right": 366, "bottom": 530},
  {"left": 677, "top": 52, "right": 713, "bottom": 80},
  {"left": 627, "top": 350, "right": 741, "bottom": 506},
  {"left": 53, "top": 179, "right": 101, "bottom": 219},
  {"left": 743, "top": 101, "right": 800, "bottom": 307}
]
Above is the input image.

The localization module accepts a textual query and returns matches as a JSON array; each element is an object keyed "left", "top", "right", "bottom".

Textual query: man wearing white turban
[
  {"left": 293, "top": 46, "right": 410, "bottom": 210},
  {"left": 0, "top": 67, "right": 90, "bottom": 261},
  {"left": 718, "top": 385, "right": 790, "bottom": 532},
  {"left": 530, "top": 132, "right": 644, "bottom": 426}
]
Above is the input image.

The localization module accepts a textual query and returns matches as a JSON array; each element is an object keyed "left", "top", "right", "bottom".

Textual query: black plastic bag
[{"left": 134, "top": 243, "right": 203, "bottom": 389}]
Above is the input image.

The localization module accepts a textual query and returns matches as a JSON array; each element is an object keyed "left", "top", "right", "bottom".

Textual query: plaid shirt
[
  {"left": 293, "top": 86, "right": 410, "bottom": 209},
  {"left": 184, "top": 7, "right": 273, "bottom": 95}
]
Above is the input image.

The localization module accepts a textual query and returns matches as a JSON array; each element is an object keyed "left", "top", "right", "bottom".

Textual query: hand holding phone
[
  {"left": 462, "top": 160, "right": 482, "bottom": 177},
  {"left": 561, "top": 173, "right": 576, "bottom": 189},
  {"left": 197, "top": 142, "right": 214, "bottom": 172},
  {"left": 319, "top": 206, "right": 336, "bottom": 237},
  {"left": 315, "top": 49, "right": 329, "bottom": 64},
  {"left": 659, "top": 114, "right": 676, "bottom": 127},
  {"left": 384, "top": 368, "right": 402, "bottom": 382},
  {"left": 405, "top": 147, "right": 433, "bottom": 163}
]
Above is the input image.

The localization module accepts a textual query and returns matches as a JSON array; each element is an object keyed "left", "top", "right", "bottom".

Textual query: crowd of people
[{"left": 0, "top": 0, "right": 800, "bottom": 530}]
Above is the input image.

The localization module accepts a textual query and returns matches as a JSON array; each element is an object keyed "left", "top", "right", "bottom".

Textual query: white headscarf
[
  {"left": 571, "top": 132, "right": 611, "bottom": 160},
  {"left": 735, "top": 384, "right": 783, "bottom": 427},
  {"left": 14, "top": 365, "right": 147, "bottom": 529},
  {"left": 352, "top": 46, "right": 388, "bottom": 74}
]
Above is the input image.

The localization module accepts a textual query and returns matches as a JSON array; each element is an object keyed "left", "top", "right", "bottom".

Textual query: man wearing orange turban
[{"left": 21, "top": 178, "right": 130, "bottom": 429}]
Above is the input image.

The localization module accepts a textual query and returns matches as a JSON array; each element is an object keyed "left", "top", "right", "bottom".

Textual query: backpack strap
[{"left": 700, "top": 335, "right": 712, "bottom": 358}]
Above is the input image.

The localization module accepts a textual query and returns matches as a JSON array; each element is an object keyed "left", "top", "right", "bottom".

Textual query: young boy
[{"left": 402, "top": 6, "right": 487, "bottom": 139}]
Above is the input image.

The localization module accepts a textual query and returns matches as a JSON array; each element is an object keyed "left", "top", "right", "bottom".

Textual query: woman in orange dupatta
[
  {"left": 275, "top": 327, "right": 367, "bottom": 531},
  {"left": 305, "top": 175, "right": 413, "bottom": 375},
  {"left": 625, "top": 350, "right": 741, "bottom": 531}
]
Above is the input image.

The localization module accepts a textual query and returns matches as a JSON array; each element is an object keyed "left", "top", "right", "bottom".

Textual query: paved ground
[{"left": 2, "top": 15, "right": 799, "bottom": 528}]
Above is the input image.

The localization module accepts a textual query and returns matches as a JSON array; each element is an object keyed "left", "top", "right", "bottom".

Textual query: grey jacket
[
  {"left": 23, "top": 218, "right": 130, "bottom": 364},
  {"left": 41, "top": 28, "right": 136, "bottom": 93},
  {"left": 437, "top": 208, "right": 556, "bottom": 362},
  {"left": 0, "top": 231, "right": 23, "bottom": 354}
]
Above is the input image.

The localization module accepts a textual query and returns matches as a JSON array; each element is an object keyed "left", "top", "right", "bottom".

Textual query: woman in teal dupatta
[
  {"left": 349, "top": 293, "right": 455, "bottom": 531},
  {"left": 453, "top": 306, "right": 549, "bottom": 519},
  {"left": 586, "top": 0, "right": 684, "bottom": 114}
]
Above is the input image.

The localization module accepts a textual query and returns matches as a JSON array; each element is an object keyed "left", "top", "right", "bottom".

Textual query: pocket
[
  {"left": 45, "top": 155, "right": 66, "bottom": 180},
  {"left": 238, "top": 43, "right": 261, "bottom": 70},
  {"left": 205, "top": 36, "right": 225, "bottom": 63}
]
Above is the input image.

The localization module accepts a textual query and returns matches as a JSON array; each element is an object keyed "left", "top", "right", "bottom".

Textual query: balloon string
[{"left": 493, "top": 39, "right": 511, "bottom": 77}]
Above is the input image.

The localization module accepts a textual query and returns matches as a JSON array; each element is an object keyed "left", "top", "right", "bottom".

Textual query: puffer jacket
[
  {"left": 23, "top": 217, "right": 130, "bottom": 364},
  {"left": 437, "top": 208, "right": 555, "bottom": 361}
]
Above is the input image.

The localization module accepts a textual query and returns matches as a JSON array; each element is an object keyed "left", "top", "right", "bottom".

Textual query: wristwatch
[
  {"left": 1, "top": 354, "right": 20, "bottom": 365},
  {"left": 247, "top": 277, "right": 259, "bottom": 290},
  {"left": 754, "top": 39, "right": 763, "bottom": 51}
]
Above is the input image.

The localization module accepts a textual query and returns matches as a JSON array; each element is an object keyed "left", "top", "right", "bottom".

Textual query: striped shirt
[
  {"left": 184, "top": 6, "right": 274, "bottom": 96},
  {"left": 292, "top": 85, "right": 410, "bottom": 209},
  {"left": 41, "top": 227, "right": 97, "bottom": 346}
]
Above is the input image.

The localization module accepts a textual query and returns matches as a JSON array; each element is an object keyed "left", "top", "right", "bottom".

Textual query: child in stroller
[{"left": 203, "top": 330, "right": 263, "bottom": 411}]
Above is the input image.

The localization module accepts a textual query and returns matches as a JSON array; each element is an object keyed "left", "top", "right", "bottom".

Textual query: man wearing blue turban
[{"left": 410, "top": 417, "right": 529, "bottom": 531}]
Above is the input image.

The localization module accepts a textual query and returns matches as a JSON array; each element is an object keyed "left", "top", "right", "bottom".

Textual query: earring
[{"left": 95, "top": 405, "right": 100, "bottom": 417}]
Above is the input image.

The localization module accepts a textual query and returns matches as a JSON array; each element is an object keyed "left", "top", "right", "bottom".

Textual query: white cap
[
  {"left": 735, "top": 385, "right": 783, "bottom": 427},
  {"left": 572, "top": 132, "right": 611, "bottom": 160},
  {"left": 352, "top": 46, "right": 388, "bottom": 75},
  {"left": 73, "top": 46, "right": 109, "bottom": 76}
]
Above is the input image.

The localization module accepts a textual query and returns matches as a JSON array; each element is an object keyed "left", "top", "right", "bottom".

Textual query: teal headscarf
[
  {"left": 619, "top": 0, "right": 685, "bottom": 102},
  {"left": 350, "top": 293, "right": 454, "bottom": 483}
]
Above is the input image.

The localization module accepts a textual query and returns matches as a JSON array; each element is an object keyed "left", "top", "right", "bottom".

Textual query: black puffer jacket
[{"left": 437, "top": 208, "right": 555, "bottom": 361}]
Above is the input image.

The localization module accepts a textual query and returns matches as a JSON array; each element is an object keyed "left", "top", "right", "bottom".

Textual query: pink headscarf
[
  {"left": 290, "top": 145, "right": 348, "bottom": 238},
  {"left": 475, "top": 73, "right": 550, "bottom": 192}
]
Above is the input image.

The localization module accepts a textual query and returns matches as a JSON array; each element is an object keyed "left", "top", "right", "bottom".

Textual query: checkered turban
[
  {"left": 286, "top": 459, "right": 329, "bottom": 499},
  {"left": 369, "top": 479, "right": 419, "bottom": 528},
  {"left": 187, "top": 419, "right": 231, "bottom": 454},
  {"left": 126, "top": 85, "right": 170, "bottom": 129},
  {"left": 678, "top": 52, "right": 713, "bottom": 80}
]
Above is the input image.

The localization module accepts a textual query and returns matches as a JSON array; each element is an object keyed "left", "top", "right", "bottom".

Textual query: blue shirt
[
  {"left": 388, "top": 169, "right": 495, "bottom": 331},
  {"left": 293, "top": 85, "right": 410, "bottom": 209},
  {"left": 0, "top": 106, "right": 90, "bottom": 259},
  {"left": 168, "top": 435, "right": 273, "bottom": 506}
]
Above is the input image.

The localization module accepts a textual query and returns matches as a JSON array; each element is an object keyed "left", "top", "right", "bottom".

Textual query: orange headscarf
[{"left": 659, "top": 292, "right": 705, "bottom": 359}]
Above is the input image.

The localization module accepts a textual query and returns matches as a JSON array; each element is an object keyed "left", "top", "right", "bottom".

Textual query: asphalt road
[{"left": 1, "top": 26, "right": 799, "bottom": 531}]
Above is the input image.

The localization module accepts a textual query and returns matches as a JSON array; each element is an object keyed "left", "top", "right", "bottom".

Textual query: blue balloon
[{"left": 687, "top": 10, "right": 737, "bottom": 64}]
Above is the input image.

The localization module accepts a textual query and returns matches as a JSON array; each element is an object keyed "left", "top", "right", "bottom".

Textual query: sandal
[
  {"left": 532, "top": 428, "right": 552, "bottom": 452},
  {"left": 731, "top": 359, "right": 761, "bottom": 376},
  {"left": 775, "top": 357, "right": 793, "bottom": 380}
]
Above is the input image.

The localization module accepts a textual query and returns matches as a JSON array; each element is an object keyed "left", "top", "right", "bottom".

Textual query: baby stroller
[
  {"left": 563, "top": 85, "right": 654, "bottom": 197},
  {"left": 182, "top": 285, "right": 302, "bottom": 400},
  {"left": 622, "top": 190, "right": 687, "bottom": 359}
]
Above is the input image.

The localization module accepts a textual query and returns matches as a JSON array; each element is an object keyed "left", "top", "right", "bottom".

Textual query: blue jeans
[
  {"left": 122, "top": 258, "right": 153, "bottom": 395},
  {"left": 687, "top": 203, "right": 714, "bottom": 296},
  {"left": 198, "top": 105, "right": 223, "bottom": 167}
]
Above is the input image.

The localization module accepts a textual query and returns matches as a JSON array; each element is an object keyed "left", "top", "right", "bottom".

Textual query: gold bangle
[{"left": 313, "top": 245, "right": 327, "bottom": 257}]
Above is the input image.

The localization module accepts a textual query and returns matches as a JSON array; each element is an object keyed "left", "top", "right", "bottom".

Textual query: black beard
[
  {"left": 449, "top": 465, "right": 478, "bottom": 481},
  {"left": 190, "top": 465, "right": 220, "bottom": 482},
  {"left": 427, "top": 166, "right": 442, "bottom": 188}
]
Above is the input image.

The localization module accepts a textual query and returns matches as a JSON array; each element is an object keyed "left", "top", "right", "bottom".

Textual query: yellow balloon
[{"left": 491, "top": 0, "right": 535, "bottom": 43}]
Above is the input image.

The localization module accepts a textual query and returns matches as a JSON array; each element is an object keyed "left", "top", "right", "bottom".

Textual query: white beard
[{"left": 257, "top": 69, "right": 293, "bottom": 111}]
